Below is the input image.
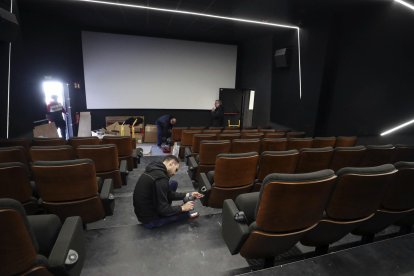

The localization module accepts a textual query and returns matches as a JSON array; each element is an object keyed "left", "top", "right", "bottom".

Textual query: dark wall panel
[
  {"left": 0, "top": 42, "right": 9, "bottom": 138},
  {"left": 322, "top": 4, "right": 414, "bottom": 136},
  {"left": 236, "top": 35, "right": 273, "bottom": 127}
]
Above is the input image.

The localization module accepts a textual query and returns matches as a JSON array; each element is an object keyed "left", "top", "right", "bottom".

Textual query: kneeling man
[{"left": 133, "top": 155, "right": 203, "bottom": 229}]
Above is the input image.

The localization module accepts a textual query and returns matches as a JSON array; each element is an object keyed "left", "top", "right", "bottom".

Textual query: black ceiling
[{"left": 15, "top": 0, "right": 392, "bottom": 43}]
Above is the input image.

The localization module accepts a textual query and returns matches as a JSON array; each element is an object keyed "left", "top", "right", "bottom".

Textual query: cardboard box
[
  {"left": 33, "top": 123, "right": 59, "bottom": 138},
  {"left": 145, "top": 124, "right": 158, "bottom": 143}
]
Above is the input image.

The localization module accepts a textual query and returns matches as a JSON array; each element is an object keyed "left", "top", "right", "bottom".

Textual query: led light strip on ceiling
[
  {"left": 394, "top": 0, "right": 414, "bottom": 11},
  {"left": 69, "top": 0, "right": 303, "bottom": 99}
]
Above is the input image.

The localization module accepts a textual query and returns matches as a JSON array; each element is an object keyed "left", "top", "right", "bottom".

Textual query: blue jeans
[{"left": 143, "top": 180, "right": 189, "bottom": 229}]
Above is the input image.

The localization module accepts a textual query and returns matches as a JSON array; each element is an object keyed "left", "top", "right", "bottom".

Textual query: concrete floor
[{"left": 81, "top": 144, "right": 407, "bottom": 275}]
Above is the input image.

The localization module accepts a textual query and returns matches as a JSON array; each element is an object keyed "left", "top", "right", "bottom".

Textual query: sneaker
[{"left": 188, "top": 211, "right": 199, "bottom": 220}]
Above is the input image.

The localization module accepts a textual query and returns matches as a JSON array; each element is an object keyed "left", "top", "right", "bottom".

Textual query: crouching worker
[{"left": 133, "top": 155, "right": 203, "bottom": 229}]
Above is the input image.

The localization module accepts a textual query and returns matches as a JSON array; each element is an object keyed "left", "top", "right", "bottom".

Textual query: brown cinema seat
[
  {"left": 32, "top": 159, "right": 115, "bottom": 223},
  {"left": 301, "top": 164, "right": 396, "bottom": 253},
  {"left": 30, "top": 145, "right": 76, "bottom": 162},
  {"left": 222, "top": 170, "right": 336, "bottom": 265},
  {"left": 198, "top": 152, "right": 259, "bottom": 208},
  {"left": 295, "top": 147, "right": 334, "bottom": 173}
]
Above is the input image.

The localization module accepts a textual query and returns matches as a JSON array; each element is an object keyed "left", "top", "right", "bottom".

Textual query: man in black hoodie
[{"left": 133, "top": 155, "right": 203, "bottom": 229}]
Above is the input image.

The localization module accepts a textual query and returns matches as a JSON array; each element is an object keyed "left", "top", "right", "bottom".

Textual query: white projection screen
[{"left": 81, "top": 31, "right": 237, "bottom": 109}]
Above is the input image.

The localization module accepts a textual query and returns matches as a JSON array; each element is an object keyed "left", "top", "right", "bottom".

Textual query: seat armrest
[
  {"left": 222, "top": 199, "right": 250, "bottom": 255},
  {"left": 48, "top": 216, "right": 85, "bottom": 276},
  {"left": 100, "top": 179, "right": 115, "bottom": 216},
  {"left": 184, "top": 147, "right": 194, "bottom": 164},
  {"left": 96, "top": 177, "right": 103, "bottom": 192},
  {"left": 131, "top": 149, "right": 139, "bottom": 167},
  {"left": 119, "top": 159, "right": 128, "bottom": 185},
  {"left": 198, "top": 173, "right": 212, "bottom": 206},
  {"left": 187, "top": 156, "right": 198, "bottom": 180},
  {"left": 235, "top": 192, "right": 260, "bottom": 225}
]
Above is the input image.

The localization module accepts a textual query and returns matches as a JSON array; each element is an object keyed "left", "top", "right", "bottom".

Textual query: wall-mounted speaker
[
  {"left": 0, "top": 7, "right": 19, "bottom": 42},
  {"left": 274, "top": 48, "right": 290, "bottom": 68}
]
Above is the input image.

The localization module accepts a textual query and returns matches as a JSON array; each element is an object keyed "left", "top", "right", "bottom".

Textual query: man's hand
[
  {"left": 181, "top": 201, "right": 195, "bottom": 212},
  {"left": 191, "top": 192, "right": 204, "bottom": 199}
]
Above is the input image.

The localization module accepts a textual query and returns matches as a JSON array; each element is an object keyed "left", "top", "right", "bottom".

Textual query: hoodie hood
[{"left": 145, "top": 161, "right": 169, "bottom": 179}]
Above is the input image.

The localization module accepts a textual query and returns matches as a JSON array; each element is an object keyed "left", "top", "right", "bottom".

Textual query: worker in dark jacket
[
  {"left": 155, "top": 114, "right": 177, "bottom": 147},
  {"left": 133, "top": 155, "right": 203, "bottom": 229},
  {"left": 210, "top": 100, "right": 224, "bottom": 127}
]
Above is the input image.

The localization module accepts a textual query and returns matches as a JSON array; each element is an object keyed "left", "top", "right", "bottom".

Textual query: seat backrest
[
  {"left": 0, "top": 162, "right": 32, "bottom": 203},
  {"left": 286, "top": 131, "right": 306, "bottom": 138},
  {"left": 191, "top": 134, "right": 217, "bottom": 153},
  {"left": 32, "top": 137, "right": 66, "bottom": 146},
  {"left": 359, "top": 144, "right": 395, "bottom": 167},
  {"left": 241, "top": 129, "right": 258, "bottom": 133},
  {"left": 329, "top": 146, "right": 367, "bottom": 171},
  {"left": 287, "top": 138, "right": 313, "bottom": 150},
  {"left": 30, "top": 145, "right": 76, "bottom": 162},
  {"left": 171, "top": 127, "right": 188, "bottom": 142},
  {"left": 0, "top": 146, "right": 28, "bottom": 166},
  {"left": 392, "top": 144, "right": 414, "bottom": 162},
  {"left": 335, "top": 136, "right": 357, "bottom": 147},
  {"left": 76, "top": 144, "right": 119, "bottom": 172},
  {"left": 240, "top": 132, "right": 264, "bottom": 139},
  {"left": 198, "top": 140, "right": 231, "bottom": 165},
  {"left": 217, "top": 133, "right": 241, "bottom": 141},
  {"left": 213, "top": 152, "right": 259, "bottom": 188},
  {"left": 68, "top": 137, "right": 101, "bottom": 148},
  {"left": 102, "top": 136, "right": 132, "bottom": 156},
  {"left": 295, "top": 147, "right": 334, "bottom": 173},
  {"left": 0, "top": 139, "right": 31, "bottom": 161},
  {"left": 0, "top": 198, "right": 44, "bottom": 276},
  {"left": 208, "top": 127, "right": 224, "bottom": 130},
  {"left": 231, "top": 139, "right": 261, "bottom": 154},
  {"left": 203, "top": 129, "right": 222, "bottom": 134},
  {"left": 264, "top": 132, "right": 286, "bottom": 138},
  {"left": 257, "top": 150, "right": 299, "bottom": 181},
  {"left": 255, "top": 170, "right": 336, "bottom": 232},
  {"left": 261, "top": 138, "right": 287, "bottom": 152},
  {"left": 180, "top": 130, "right": 202, "bottom": 146},
  {"left": 259, "top": 128, "right": 276, "bottom": 133},
  {"left": 188, "top": 127, "right": 205, "bottom": 130},
  {"left": 32, "top": 159, "right": 98, "bottom": 202},
  {"left": 222, "top": 129, "right": 240, "bottom": 133},
  {"left": 0, "top": 138, "right": 31, "bottom": 150},
  {"left": 312, "top": 137, "right": 336, "bottom": 148},
  {"left": 327, "top": 164, "right": 396, "bottom": 220},
  {"left": 381, "top": 162, "right": 414, "bottom": 211}
]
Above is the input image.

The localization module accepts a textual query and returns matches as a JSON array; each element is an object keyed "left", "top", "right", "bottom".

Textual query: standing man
[
  {"left": 155, "top": 114, "right": 176, "bottom": 147},
  {"left": 47, "top": 95, "right": 67, "bottom": 139},
  {"left": 210, "top": 100, "right": 224, "bottom": 127},
  {"left": 133, "top": 155, "right": 203, "bottom": 229}
]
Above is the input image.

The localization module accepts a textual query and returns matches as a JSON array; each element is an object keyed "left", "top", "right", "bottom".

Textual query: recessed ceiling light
[
  {"left": 68, "top": 0, "right": 303, "bottom": 99},
  {"left": 380, "top": 118, "right": 414, "bottom": 136}
]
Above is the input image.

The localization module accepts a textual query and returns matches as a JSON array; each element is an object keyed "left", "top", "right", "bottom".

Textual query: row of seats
[
  {"left": 0, "top": 136, "right": 140, "bottom": 171},
  {"left": 0, "top": 144, "right": 128, "bottom": 188},
  {"left": 188, "top": 144, "right": 414, "bottom": 188},
  {"left": 184, "top": 135, "right": 358, "bottom": 155},
  {"left": 173, "top": 128, "right": 307, "bottom": 143},
  {"left": 222, "top": 162, "right": 414, "bottom": 263},
  {"left": 0, "top": 159, "right": 115, "bottom": 223}
]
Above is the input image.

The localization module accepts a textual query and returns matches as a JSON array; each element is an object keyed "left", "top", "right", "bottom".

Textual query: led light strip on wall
[
  {"left": 381, "top": 118, "right": 414, "bottom": 136},
  {"left": 69, "top": 0, "right": 303, "bottom": 99},
  {"left": 6, "top": 0, "right": 13, "bottom": 138}
]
